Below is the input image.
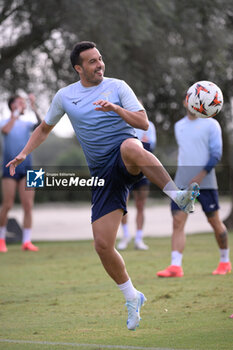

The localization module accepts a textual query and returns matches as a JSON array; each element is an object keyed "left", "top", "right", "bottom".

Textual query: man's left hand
[{"left": 93, "top": 100, "right": 117, "bottom": 113}]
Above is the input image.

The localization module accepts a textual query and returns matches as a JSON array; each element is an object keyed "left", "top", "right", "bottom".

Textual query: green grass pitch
[{"left": 0, "top": 233, "right": 232, "bottom": 350}]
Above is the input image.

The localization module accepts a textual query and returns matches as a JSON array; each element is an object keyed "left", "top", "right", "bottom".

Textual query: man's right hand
[{"left": 6, "top": 154, "right": 26, "bottom": 176}]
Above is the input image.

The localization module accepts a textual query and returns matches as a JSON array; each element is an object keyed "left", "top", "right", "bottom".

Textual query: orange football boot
[
  {"left": 22, "top": 241, "right": 39, "bottom": 251},
  {"left": 212, "top": 262, "right": 231, "bottom": 275},
  {"left": 157, "top": 265, "right": 184, "bottom": 277},
  {"left": 0, "top": 239, "right": 7, "bottom": 253}
]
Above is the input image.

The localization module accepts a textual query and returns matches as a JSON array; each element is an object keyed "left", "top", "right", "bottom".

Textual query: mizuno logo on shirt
[{"left": 72, "top": 100, "right": 81, "bottom": 105}]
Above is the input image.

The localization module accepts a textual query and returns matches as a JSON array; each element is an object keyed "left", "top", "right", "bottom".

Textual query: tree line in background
[{"left": 0, "top": 0, "right": 233, "bottom": 227}]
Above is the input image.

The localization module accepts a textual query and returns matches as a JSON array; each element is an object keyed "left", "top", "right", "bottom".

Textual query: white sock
[
  {"left": 118, "top": 278, "right": 137, "bottom": 301},
  {"left": 171, "top": 250, "right": 183, "bottom": 266},
  {"left": 122, "top": 223, "right": 130, "bottom": 239},
  {"left": 135, "top": 229, "right": 143, "bottom": 242},
  {"left": 0, "top": 226, "right": 7, "bottom": 240},
  {"left": 163, "top": 180, "right": 179, "bottom": 201},
  {"left": 220, "top": 248, "right": 230, "bottom": 263},
  {"left": 22, "top": 228, "right": 31, "bottom": 244}
]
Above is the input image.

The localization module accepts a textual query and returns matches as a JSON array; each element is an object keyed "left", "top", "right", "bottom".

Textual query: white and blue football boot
[
  {"left": 175, "top": 182, "right": 200, "bottom": 213},
  {"left": 126, "top": 291, "right": 147, "bottom": 330}
]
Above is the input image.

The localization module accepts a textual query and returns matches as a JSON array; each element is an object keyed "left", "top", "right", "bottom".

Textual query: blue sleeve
[
  {"left": 204, "top": 120, "right": 222, "bottom": 173},
  {"left": 204, "top": 155, "right": 220, "bottom": 173},
  {"left": 118, "top": 80, "right": 144, "bottom": 112},
  {"left": 134, "top": 122, "right": 156, "bottom": 151},
  {"left": 44, "top": 90, "right": 65, "bottom": 125}
]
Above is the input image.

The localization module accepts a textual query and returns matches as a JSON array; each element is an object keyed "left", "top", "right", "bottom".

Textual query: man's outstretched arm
[{"left": 6, "top": 121, "right": 55, "bottom": 176}]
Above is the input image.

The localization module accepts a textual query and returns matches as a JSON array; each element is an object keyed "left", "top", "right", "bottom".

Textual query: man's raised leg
[{"left": 120, "top": 138, "right": 199, "bottom": 213}]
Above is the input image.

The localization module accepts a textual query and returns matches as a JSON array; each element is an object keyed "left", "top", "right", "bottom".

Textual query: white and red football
[{"left": 186, "top": 80, "right": 223, "bottom": 118}]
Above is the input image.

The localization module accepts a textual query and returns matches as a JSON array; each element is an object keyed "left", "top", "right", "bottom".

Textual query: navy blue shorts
[
  {"left": 171, "top": 189, "right": 220, "bottom": 214},
  {"left": 90, "top": 146, "right": 144, "bottom": 223}
]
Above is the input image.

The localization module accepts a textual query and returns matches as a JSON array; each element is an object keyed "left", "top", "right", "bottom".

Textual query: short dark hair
[
  {"left": 70, "top": 41, "right": 96, "bottom": 68},
  {"left": 8, "top": 95, "right": 20, "bottom": 111}
]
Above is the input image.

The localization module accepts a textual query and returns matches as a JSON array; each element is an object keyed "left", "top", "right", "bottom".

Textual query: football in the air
[{"left": 186, "top": 80, "right": 223, "bottom": 118}]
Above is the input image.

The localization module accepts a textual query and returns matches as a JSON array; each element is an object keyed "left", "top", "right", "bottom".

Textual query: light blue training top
[
  {"left": 0, "top": 119, "right": 34, "bottom": 165},
  {"left": 174, "top": 116, "right": 222, "bottom": 189},
  {"left": 45, "top": 77, "right": 144, "bottom": 169},
  {"left": 134, "top": 121, "right": 156, "bottom": 151}
]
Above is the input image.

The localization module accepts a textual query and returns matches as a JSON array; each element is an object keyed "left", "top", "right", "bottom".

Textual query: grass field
[{"left": 0, "top": 233, "right": 232, "bottom": 350}]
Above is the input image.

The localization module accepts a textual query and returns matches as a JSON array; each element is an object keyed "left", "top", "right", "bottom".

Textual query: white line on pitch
[{"left": 0, "top": 339, "right": 186, "bottom": 350}]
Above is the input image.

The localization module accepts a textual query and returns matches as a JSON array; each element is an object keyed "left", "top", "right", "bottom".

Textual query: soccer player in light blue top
[
  {"left": 157, "top": 100, "right": 231, "bottom": 278},
  {"left": 0, "top": 94, "right": 41, "bottom": 253},
  {"left": 6, "top": 41, "right": 200, "bottom": 330}
]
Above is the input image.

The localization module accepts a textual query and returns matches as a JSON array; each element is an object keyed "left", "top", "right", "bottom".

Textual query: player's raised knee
[{"left": 121, "top": 138, "right": 144, "bottom": 159}]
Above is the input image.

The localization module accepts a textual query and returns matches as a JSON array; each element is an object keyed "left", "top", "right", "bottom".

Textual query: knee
[
  {"left": 207, "top": 216, "right": 214, "bottom": 227},
  {"left": 22, "top": 201, "right": 33, "bottom": 214},
  {"left": 2, "top": 200, "right": 14, "bottom": 212},
  {"left": 121, "top": 138, "right": 144, "bottom": 160},
  {"left": 208, "top": 217, "right": 225, "bottom": 233},
  {"left": 94, "top": 236, "right": 110, "bottom": 256},
  {"left": 135, "top": 200, "right": 144, "bottom": 212},
  {"left": 173, "top": 213, "right": 184, "bottom": 231}
]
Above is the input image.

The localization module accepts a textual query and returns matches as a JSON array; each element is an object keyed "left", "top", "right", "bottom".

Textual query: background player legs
[
  {"left": 18, "top": 177, "right": 34, "bottom": 230},
  {"left": 0, "top": 178, "right": 17, "bottom": 252},
  {"left": 120, "top": 212, "right": 131, "bottom": 246},
  {"left": 0, "top": 178, "right": 17, "bottom": 227},
  {"left": 206, "top": 210, "right": 228, "bottom": 249},
  {"left": 121, "top": 213, "right": 128, "bottom": 228},
  {"left": 118, "top": 186, "right": 149, "bottom": 251},
  {"left": 18, "top": 177, "right": 38, "bottom": 251},
  {"left": 134, "top": 187, "right": 148, "bottom": 232},
  {"left": 171, "top": 210, "right": 188, "bottom": 253},
  {"left": 206, "top": 210, "right": 231, "bottom": 274},
  {"left": 156, "top": 210, "right": 188, "bottom": 277},
  {"left": 157, "top": 208, "right": 231, "bottom": 277},
  {"left": 133, "top": 185, "right": 149, "bottom": 250}
]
